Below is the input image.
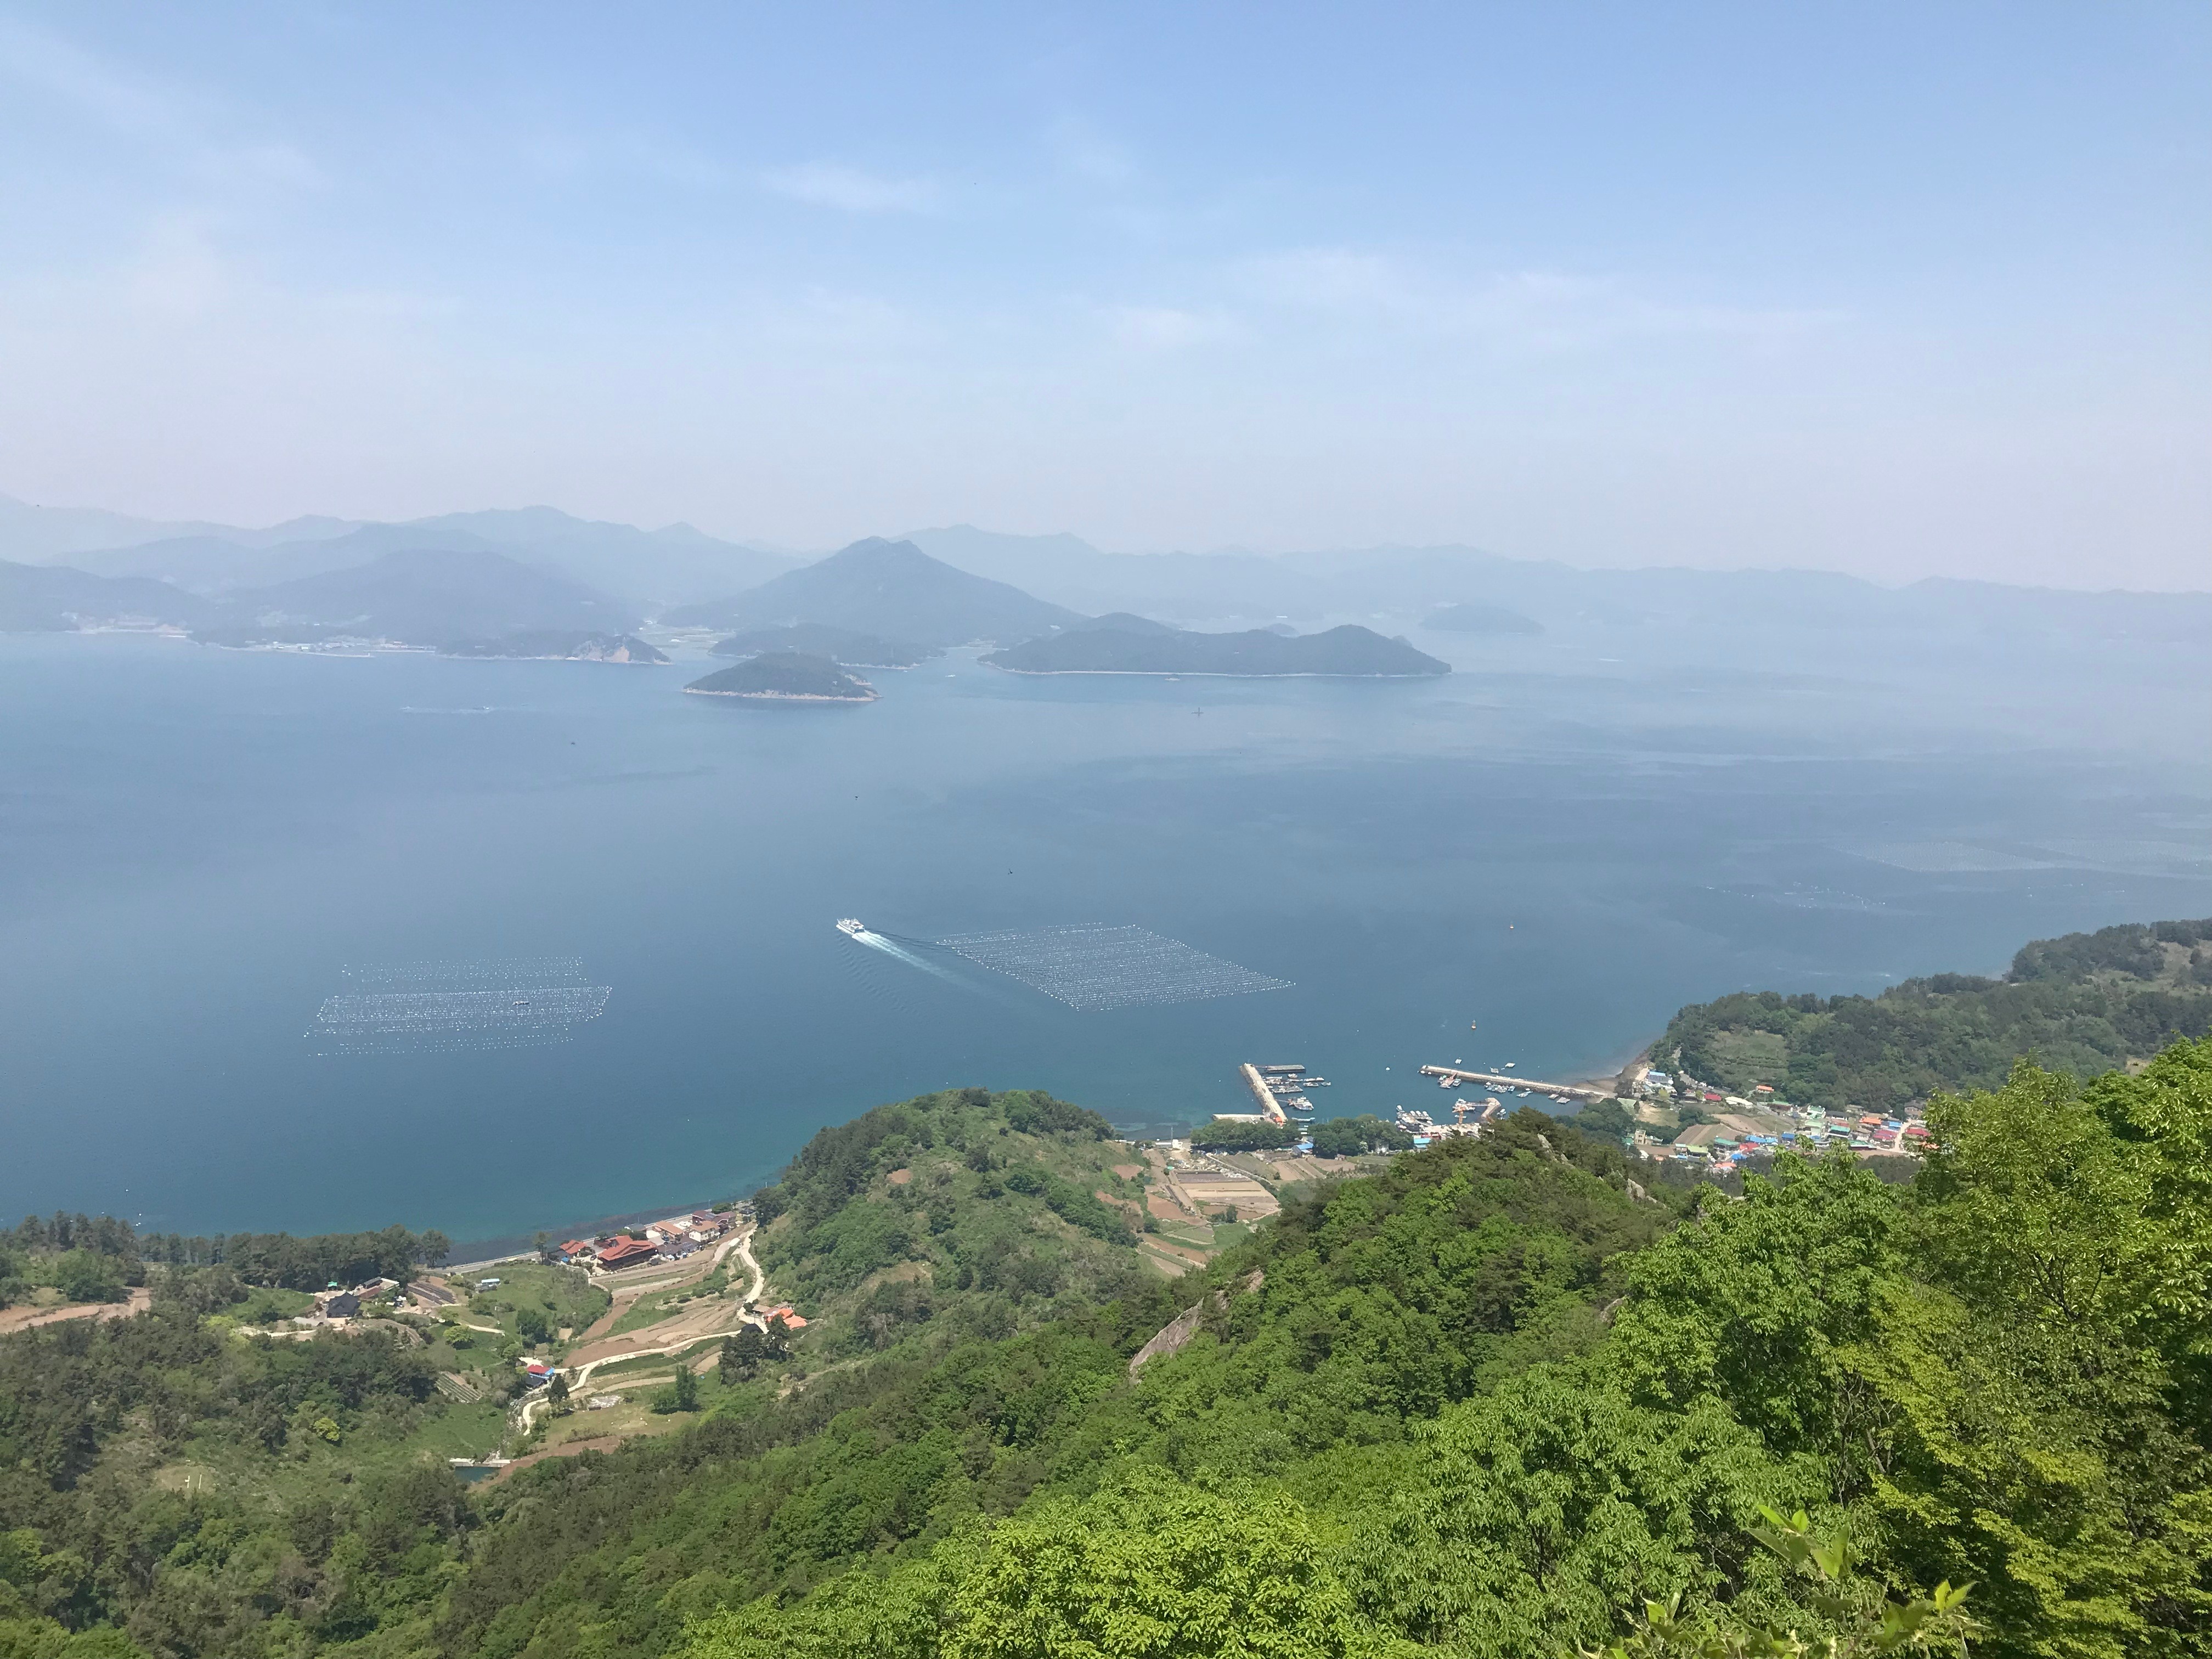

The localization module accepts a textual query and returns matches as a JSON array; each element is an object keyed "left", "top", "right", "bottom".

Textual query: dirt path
[
  {"left": 0, "top": 1286, "right": 152, "bottom": 1336},
  {"left": 566, "top": 1294, "right": 749, "bottom": 1369},
  {"left": 494, "top": 1435, "right": 624, "bottom": 1480}
]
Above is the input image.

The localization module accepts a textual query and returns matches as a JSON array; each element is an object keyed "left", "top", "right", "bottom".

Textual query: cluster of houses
[
  {"left": 1629, "top": 1076, "right": 1932, "bottom": 1173},
  {"left": 291, "top": 1276, "right": 402, "bottom": 1326},
  {"left": 554, "top": 1211, "right": 733, "bottom": 1273}
]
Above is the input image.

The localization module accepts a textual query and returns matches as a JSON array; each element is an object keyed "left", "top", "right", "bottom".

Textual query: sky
[{"left": 0, "top": 3, "right": 2205, "bottom": 588}]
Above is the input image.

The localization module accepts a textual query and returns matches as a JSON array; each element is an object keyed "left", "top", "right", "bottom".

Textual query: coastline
[
  {"left": 984, "top": 667, "right": 1445, "bottom": 680},
  {"left": 682, "top": 686, "right": 878, "bottom": 702}
]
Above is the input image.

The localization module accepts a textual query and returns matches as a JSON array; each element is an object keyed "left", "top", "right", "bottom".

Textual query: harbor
[
  {"left": 1417, "top": 1064, "right": 1610, "bottom": 1105},
  {"left": 1239, "top": 1062, "right": 1327, "bottom": 1125}
]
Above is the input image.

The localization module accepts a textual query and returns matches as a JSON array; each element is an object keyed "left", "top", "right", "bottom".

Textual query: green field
[{"left": 444, "top": 1260, "right": 608, "bottom": 1354}]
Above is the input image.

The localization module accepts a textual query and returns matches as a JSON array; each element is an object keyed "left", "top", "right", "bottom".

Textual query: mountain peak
[{"left": 663, "top": 536, "right": 1082, "bottom": 645}]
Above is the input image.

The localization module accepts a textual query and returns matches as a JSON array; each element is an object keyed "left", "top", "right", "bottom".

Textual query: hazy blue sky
[{"left": 1, "top": 3, "right": 2205, "bottom": 586}]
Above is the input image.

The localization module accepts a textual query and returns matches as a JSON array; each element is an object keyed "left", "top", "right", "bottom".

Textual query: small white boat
[{"left": 835, "top": 918, "right": 866, "bottom": 938}]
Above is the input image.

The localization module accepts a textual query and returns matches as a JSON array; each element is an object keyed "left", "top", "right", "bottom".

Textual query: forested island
[
  {"left": 1655, "top": 916, "right": 2212, "bottom": 1109},
  {"left": 983, "top": 620, "right": 1448, "bottom": 676},
  {"left": 683, "top": 651, "right": 878, "bottom": 702},
  {"left": 708, "top": 622, "right": 935, "bottom": 668}
]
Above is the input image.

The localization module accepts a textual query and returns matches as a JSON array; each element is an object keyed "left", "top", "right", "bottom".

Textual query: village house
[{"left": 594, "top": 1237, "right": 659, "bottom": 1270}]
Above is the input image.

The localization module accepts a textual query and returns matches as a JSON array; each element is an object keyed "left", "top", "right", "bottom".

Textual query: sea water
[{"left": 0, "top": 623, "right": 2204, "bottom": 1249}]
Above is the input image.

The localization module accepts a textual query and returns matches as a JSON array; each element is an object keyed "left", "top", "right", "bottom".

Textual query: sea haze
[{"left": 0, "top": 621, "right": 2204, "bottom": 1248}]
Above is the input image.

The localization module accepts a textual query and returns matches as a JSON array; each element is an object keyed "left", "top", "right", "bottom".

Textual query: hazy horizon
[
  {"left": 9, "top": 497, "right": 2212, "bottom": 598},
  {"left": 2, "top": 4, "right": 2206, "bottom": 590}
]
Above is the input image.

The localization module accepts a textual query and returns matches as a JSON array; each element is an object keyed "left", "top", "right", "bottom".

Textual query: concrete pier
[
  {"left": 1240, "top": 1063, "right": 1290, "bottom": 1124},
  {"left": 1418, "top": 1064, "right": 1610, "bottom": 1103}
]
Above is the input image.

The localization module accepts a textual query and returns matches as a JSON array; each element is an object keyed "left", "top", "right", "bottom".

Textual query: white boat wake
[{"left": 838, "top": 922, "right": 961, "bottom": 982}]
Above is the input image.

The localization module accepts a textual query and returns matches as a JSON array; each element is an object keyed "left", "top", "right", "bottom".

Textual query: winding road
[{"left": 511, "top": 1224, "right": 769, "bottom": 1443}]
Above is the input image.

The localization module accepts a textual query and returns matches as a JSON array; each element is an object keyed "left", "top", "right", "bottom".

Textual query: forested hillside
[
  {"left": 1655, "top": 917, "right": 2212, "bottom": 1109},
  {"left": 4, "top": 1045, "right": 2209, "bottom": 1658}
]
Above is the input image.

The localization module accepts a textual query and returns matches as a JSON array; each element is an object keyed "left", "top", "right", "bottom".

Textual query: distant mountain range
[
  {"left": 7, "top": 496, "right": 2208, "bottom": 666},
  {"left": 242, "top": 549, "right": 634, "bottom": 643},
  {"left": 1424, "top": 601, "right": 1542, "bottom": 635},
  {"left": 1, "top": 559, "right": 219, "bottom": 632},
  {"left": 0, "top": 497, "right": 797, "bottom": 610},
  {"left": 898, "top": 524, "right": 2212, "bottom": 649},
  {"left": 665, "top": 538, "right": 1083, "bottom": 646},
  {"left": 984, "top": 623, "right": 1449, "bottom": 677}
]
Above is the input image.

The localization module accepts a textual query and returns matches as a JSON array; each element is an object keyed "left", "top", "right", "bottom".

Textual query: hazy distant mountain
[
  {"left": 901, "top": 525, "right": 1318, "bottom": 619},
  {"left": 1060, "top": 611, "right": 1182, "bottom": 635},
  {"left": 232, "top": 549, "right": 635, "bottom": 644},
  {"left": 1424, "top": 601, "right": 1542, "bottom": 635},
  {"left": 0, "top": 494, "right": 356, "bottom": 562},
  {"left": 395, "top": 508, "right": 799, "bottom": 608},
  {"left": 983, "top": 623, "right": 1448, "bottom": 677},
  {"left": 905, "top": 529, "right": 2212, "bottom": 654},
  {"left": 666, "top": 538, "right": 1084, "bottom": 646},
  {"left": 69, "top": 531, "right": 401, "bottom": 594},
  {"left": 0, "top": 559, "right": 212, "bottom": 631},
  {"left": 709, "top": 622, "right": 938, "bottom": 668},
  {"left": 39, "top": 503, "right": 794, "bottom": 610}
]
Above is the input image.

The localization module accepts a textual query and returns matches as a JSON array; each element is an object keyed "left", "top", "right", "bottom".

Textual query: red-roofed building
[
  {"left": 763, "top": 1303, "right": 809, "bottom": 1330},
  {"left": 595, "top": 1237, "right": 659, "bottom": 1269},
  {"left": 560, "top": 1240, "right": 595, "bottom": 1260}
]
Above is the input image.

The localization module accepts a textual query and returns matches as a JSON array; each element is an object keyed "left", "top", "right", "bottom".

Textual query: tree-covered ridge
[
  {"left": 9, "top": 1040, "right": 2211, "bottom": 1657},
  {"left": 669, "top": 1043, "right": 2210, "bottom": 1659},
  {"left": 2, "top": 1215, "right": 449, "bottom": 1312},
  {"left": 748, "top": 1088, "right": 1149, "bottom": 1354},
  {"left": 425, "top": 1108, "right": 1663, "bottom": 1657},
  {"left": 0, "top": 1266, "right": 475, "bottom": 1658},
  {"left": 1655, "top": 916, "right": 2212, "bottom": 1109}
]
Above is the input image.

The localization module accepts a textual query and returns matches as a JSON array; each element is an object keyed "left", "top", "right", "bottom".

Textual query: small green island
[
  {"left": 984, "top": 622, "right": 1448, "bottom": 677},
  {"left": 708, "top": 622, "right": 936, "bottom": 668},
  {"left": 684, "top": 651, "right": 878, "bottom": 702}
]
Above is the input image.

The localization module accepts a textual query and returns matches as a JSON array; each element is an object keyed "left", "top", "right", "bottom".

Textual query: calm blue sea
[{"left": 2, "top": 625, "right": 2205, "bottom": 1250}]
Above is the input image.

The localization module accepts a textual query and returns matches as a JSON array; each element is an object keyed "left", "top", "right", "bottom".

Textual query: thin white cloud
[
  {"left": 760, "top": 161, "right": 940, "bottom": 214},
  {"left": 0, "top": 16, "right": 322, "bottom": 190},
  {"left": 1243, "top": 248, "right": 1842, "bottom": 350}
]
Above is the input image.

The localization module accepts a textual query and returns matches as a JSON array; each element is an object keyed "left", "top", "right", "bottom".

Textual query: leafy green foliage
[
  {"left": 754, "top": 1088, "right": 1149, "bottom": 1334},
  {"left": 428, "top": 1109, "right": 1661, "bottom": 1656},
  {"left": 13, "top": 1029, "right": 2212, "bottom": 1659},
  {"left": 0, "top": 1266, "right": 472, "bottom": 1657},
  {"left": 1189, "top": 1118, "right": 1301, "bottom": 1152},
  {"left": 1586, "top": 1507, "right": 1979, "bottom": 1658},
  {"left": 1657, "top": 918, "right": 2212, "bottom": 1109},
  {"left": 1308, "top": 1114, "right": 1414, "bottom": 1157},
  {"left": 135, "top": 1223, "right": 450, "bottom": 1289},
  {"left": 680, "top": 1472, "right": 1369, "bottom": 1658}
]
